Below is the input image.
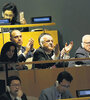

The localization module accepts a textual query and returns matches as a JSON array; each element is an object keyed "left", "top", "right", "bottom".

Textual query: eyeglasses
[
  {"left": 84, "top": 42, "right": 90, "bottom": 45},
  {"left": 10, "top": 84, "right": 21, "bottom": 87},
  {"left": 60, "top": 84, "right": 70, "bottom": 88}
]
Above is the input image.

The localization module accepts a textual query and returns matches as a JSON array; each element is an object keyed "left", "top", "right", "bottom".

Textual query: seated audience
[
  {"left": 1, "top": 2, "right": 29, "bottom": 32},
  {"left": 33, "top": 33, "right": 73, "bottom": 69},
  {"left": 75, "top": 34, "right": 90, "bottom": 65},
  {"left": 0, "top": 76, "right": 27, "bottom": 100},
  {"left": 39, "top": 71, "right": 73, "bottom": 100},
  {"left": 0, "top": 42, "right": 27, "bottom": 70}
]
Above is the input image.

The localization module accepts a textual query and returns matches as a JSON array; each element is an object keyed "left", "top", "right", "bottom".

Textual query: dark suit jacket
[
  {"left": 32, "top": 47, "right": 67, "bottom": 69},
  {"left": 32, "top": 47, "right": 56, "bottom": 69},
  {"left": 0, "top": 92, "right": 27, "bottom": 100},
  {"left": 18, "top": 46, "right": 33, "bottom": 62},
  {"left": 39, "top": 86, "right": 73, "bottom": 100},
  {"left": 75, "top": 47, "right": 90, "bottom": 65}
]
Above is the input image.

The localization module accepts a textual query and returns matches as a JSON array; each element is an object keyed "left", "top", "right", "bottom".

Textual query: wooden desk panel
[{"left": 0, "top": 66, "right": 90, "bottom": 97}]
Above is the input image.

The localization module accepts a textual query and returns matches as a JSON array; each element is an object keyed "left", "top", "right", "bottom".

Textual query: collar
[{"left": 9, "top": 92, "right": 16, "bottom": 100}]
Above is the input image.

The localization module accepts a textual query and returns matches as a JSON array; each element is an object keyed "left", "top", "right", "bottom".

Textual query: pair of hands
[
  {"left": 24, "top": 38, "right": 34, "bottom": 56},
  {"left": 55, "top": 41, "right": 73, "bottom": 57}
]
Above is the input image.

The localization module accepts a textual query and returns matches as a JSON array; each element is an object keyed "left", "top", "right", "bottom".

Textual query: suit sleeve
[
  {"left": 39, "top": 91, "right": 48, "bottom": 100},
  {"left": 75, "top": 50, "right": 90, "bottom": 65},
  {"left": 18, "top": 54, "right": 26, "bottom": 62}
]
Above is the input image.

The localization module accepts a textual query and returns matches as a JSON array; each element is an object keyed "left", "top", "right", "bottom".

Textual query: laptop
[{"left": 76, "top": 89, "right": 90, "bottom": 97}]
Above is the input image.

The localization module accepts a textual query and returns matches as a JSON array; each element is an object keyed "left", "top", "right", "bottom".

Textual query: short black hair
[
  {"left": 7, "top": 76, "right": 21, "bottom": 86},
  {"left": 57, "top": 71, "right": 73, "bottom": 84},
  {"left": 38, "top": 33, "right": 51, "bottom": 44}
]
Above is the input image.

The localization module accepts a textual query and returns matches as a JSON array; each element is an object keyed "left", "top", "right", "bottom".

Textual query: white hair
[
  {"left": 81, "top": 34, "right": 90, "bottom": 48},
  {"left": 82, "top": 34, "right": 90, "bottom": 42},
  {"left": 40, "top": 34, "right": 51, "bottom": 47}
]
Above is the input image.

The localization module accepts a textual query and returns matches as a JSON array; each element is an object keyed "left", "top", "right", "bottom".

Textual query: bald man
[
  {"left": 10, "top": 30, "right": 34, "bottom": 62},
  {"left": 75, "top": 34, "right": 90, "bottom": 65}
]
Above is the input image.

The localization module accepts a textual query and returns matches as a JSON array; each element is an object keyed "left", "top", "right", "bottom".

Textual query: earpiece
[
  {"left": 56, "top": 80, "right": 59, "bottom": 87},
  {"left": 81, "top": 42, "right": 84, "bottom": 48},
  {"left": 6, "top": 86, "right": 10, "bottom": 92}
]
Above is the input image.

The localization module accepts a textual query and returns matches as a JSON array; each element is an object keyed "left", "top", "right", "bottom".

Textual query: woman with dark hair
[
  {"left": 0, "top": 42, "right": 28, "bottom": 70},
  {"left": 1, "top": 2, "right": 29, "bottom": 32},
  {"left": 0, "top": 42, "right": 17, "bottom": 62},
  {"left": 0, "top": 42, "right": 18, "bottom": 70}
]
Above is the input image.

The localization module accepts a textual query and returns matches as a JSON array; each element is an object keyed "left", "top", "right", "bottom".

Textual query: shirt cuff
[{"left": 52, "top": 54, "right": 59, "bottom": 60}]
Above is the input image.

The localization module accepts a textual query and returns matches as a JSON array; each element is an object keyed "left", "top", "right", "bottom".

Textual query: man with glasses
[
  {"left": 75, "top": 34, "right": 90, "bottom": 65},
  {"left": 39, "top": 71, "right": 73, "bottom": 100},
  {"left": 0, "top": 76, "right": 27, "bottom": 100}
]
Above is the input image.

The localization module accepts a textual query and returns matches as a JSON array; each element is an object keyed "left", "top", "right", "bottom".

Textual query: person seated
[
  {"left": 0, "top": 42, "right": 27, "bottom": 70},
  {"left": 10, "top": 30, "right": 34, "bottom": 62},
  {"left": 75, "top": 34, "right": 90, "bottom": 65},
  {"left": 1, "top": 2, "right": 29, "bottom": 32},
  {"left": 0, "top": 76, "right": 27, "bottom": 100},
  {"left": 33, "top": 33, "right": 73, "bottom": 69},
  {"left": 39, "top": 71, "right": 73, "bottom": 100}
]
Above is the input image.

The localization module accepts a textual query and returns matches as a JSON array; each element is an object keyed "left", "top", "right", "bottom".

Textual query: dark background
[{"left": 0, "top": 0, "right": 90, "bottom": 57}]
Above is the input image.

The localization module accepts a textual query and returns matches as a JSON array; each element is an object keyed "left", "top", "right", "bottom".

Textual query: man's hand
[
  {"left": 17, "top": 89, "right": 23, "bottom": 98},
  {"left": 64, "top": 41, "right": 73, "bottom": 53},
  {"left": 60, "top": 41, "right": 73, "bottom": 57},
  {"left": 54, "top": 44, "right": 60, "bottom": 57},
  {"left": 24, "top": 38, "right": 34, "bottom": 55}
]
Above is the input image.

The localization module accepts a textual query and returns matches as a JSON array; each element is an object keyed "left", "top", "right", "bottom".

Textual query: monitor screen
[
  {"left": 76, "top": 89, "right": 90, "bottom": 97},
  {"left": 0, "top": 19, "right": 10, "bottom": 25},
  {"left": 31, "top": 16, "right": 52, "bottom": 23}
]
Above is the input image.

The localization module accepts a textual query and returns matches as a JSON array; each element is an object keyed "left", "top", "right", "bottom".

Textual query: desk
[{"left": 0, "top": 66, "right": 90, "bottom": 97}]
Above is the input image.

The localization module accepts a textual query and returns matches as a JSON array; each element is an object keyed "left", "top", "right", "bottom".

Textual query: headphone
[{"left": 55, "top": 80, "right": 59, "bottom": 87}]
